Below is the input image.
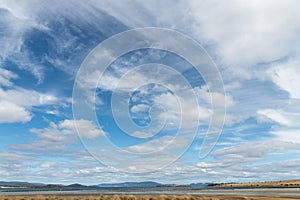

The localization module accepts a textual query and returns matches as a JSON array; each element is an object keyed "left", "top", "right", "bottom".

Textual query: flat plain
[{"left": 1, "top": 194, "right": 300, "bottom": 200}]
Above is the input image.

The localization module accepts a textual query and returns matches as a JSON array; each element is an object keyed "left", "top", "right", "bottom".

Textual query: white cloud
[
  {"left": 95, "top": 0, "right": 190, "bottom": 30},
  {"left": 110, "top": 134, "right": 194, "bottom": 172},
  {"left": 153, "top": 91, "right": 212, "bottom": 128},
  {"left": 0, "top": 6, "right": 29, "bottom": 59},
  {"left": 0, "top": 67, "right": 67, "bottom": 123},
  {"left": 84, "top": 57, "right": 219, "bottom": 129},
  {"left": 130, "top": 104, "right": 149, "bottom": 113},
  {"left": 95, "top": 0, "right": 300, "bottom": 76},
  {"left": 271, "top": 129, "right": 300, "bottom": 143},
  {"left": 196, "top": 87, "right": 236, "bottom": 126},
  {"left": 0, "top": 152, "right": 34, "bottom": 163},
  {"left": 269, "top": 59, "right": 300, "bottom": 99},
  {"left": 256, "top": 97, "right": 300, "bottom": 140},
  {"left": 0, "top": 68, "right": 18, "bottom": 87},
  {"left": 125, "top": 135, "right": 188, "bottom": 154},
  {"left": 0, "top": 1, "right": 46, "bottom": 83},
  {"left": 0, "top": 87, "right": 58, "bottom": 107},
  {"left": 211, "top": 141, "right": 299, "bottom": 158},
  {"left": 0, "top": 101, "right": 32, "bottom": 123},
  {"left": 2, "top": 0, "right": 150, "bottom": 85},
  {"left": 2, "top": 0, "right": 300, "bottom": 91},
  {"left": 60, "top": 119, "right": 106, "bottom": 139},
  {"left": 0, "top": 86, "right": 61, "bottom": 124},
  {"left": 224, "top": 81, "right": 241, "bottom": 91},
  {"left": 194, "top": 140, "right": 300, "bottom": 182},
  {"left": 257, "top": 109, "right": 290, "bottom": 126},
  {"left": 10, "top": 119, "right": 105, "bottom": 153},
  {"left": 187, "top": 0, "right": 300, "bottom": 74},
  {"left": 131, "top": 131, "right": 153, "bottom": 138}
]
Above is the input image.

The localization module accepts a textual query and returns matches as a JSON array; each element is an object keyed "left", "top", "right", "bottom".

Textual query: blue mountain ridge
[{"left": 0, "top": 181, "right": 208, "bottom": 189}]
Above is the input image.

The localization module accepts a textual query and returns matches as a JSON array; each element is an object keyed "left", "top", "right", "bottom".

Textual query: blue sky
[{"left": 1, "top": 0, "right": 300, "bottom": 184}]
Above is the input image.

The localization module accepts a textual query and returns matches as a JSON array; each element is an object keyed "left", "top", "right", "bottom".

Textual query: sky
[{"left": 0, "top": 0, "right": 300, "bottom": 185}]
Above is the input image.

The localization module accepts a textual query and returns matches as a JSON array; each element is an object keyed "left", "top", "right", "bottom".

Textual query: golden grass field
[
  {"left": 0, "top": 194, "right": 300, "bottom": 200},
  {"left": 213, "top": 179, "right": 300, "bottom": 188}
]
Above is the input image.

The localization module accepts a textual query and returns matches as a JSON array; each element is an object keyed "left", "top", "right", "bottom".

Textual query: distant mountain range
[
  {"left": 2, "top": 179, "right": 300, "bottom": 189},
  {"left": 0, "top": 181, "right": 44, "bottom": 187},
  {"left": 98, "top": 181, "right": 161, "bottom": 188},
  {"left": 0, "top": 181, "right": 208, "bottom": 189}
]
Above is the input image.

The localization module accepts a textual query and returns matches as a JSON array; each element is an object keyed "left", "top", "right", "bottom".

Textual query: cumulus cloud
[
  {"left": 153, "top": 91, "right": 212, "bottom": 128},
  {"left": 131, "top": 131, "right": 153, "bottom": 138},
  {"left": 130, "top": 104, "right": 150, "bottom": 114},
  {"left": 0, "top": 86, "right": 61, "bottom": 124},
  {"left": 0, "top": 101, "right": 32, "bottom": 123},
  {"left": 125, "top": 135, "right": 189, "bottom": 154},
  {"left": 269, "top": 59, "right": 300, "bottom": 99},
  {"left": 256, "top": 99, "right": 300, "bottom": 143},
  {"left": 187, "top": 0, "right": 300, "bottom": 75},
  {"left": 0, "top": 66, "right": 70, "bottom": 124},
  {"left": 210, "top": 141, "right": 299, "bottom": 158},
  {"left": 271, "top": 129, "right": 300, "bottom": 143},
  {"left": 10, "top": 119, "right": 105, "bottom": 154},
  {"left": 195, "top": 140, "right": 300, "bottom": 182},
  {"left": 0, "top": 87, "right": 58, "bottom": 107},
  {"left": 60, "top": 119, "right": 106, "bottom": 139},
  {"left": 0, "top": 152, "right": 34, "bottom": 163}
]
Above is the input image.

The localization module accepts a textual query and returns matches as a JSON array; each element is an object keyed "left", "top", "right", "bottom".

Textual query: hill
[
  {"left": 98, "top": 181, "right": 161, "bottom": 188},
  {"left": 0, "top": 181, "right": 44, "bottom": 187}
]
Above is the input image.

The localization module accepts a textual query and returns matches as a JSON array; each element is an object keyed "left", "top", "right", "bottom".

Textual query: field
[
  {"left": 1, "top": 194, "right": 300, "bottom": 200},
  {"left": 213, "top": 179, "right": 300, "bottom": 188}
]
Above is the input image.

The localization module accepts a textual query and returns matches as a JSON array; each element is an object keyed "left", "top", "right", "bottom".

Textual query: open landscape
[
  {"left": 1, "top": 194, "right": 300, "bottom": 200},
  {"left": 1, "top": 1, "right": 300, "bottom": 200},
  {"left": 1, "top": 180, "right": 300, "bottom": 199}
]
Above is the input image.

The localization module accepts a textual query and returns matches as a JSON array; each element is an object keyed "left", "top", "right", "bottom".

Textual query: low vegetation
[
  {"left": 0, "top": 194, "right": 299, "bottom": 200},
  {"left": 212, "top": 179, "right": 300, "bottom": 188}
]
